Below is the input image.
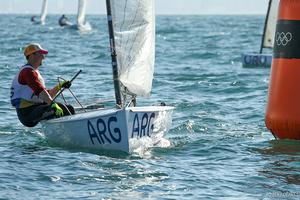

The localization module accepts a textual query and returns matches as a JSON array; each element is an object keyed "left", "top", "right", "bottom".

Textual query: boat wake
[
  {"left": 130, "top": 135, "right": 171, "bottom": 155},
  {"left": 130, "top": 110, "right": 173, "bottom": 155},
  {"left": 77, "top": 22, "right": 92, "bottom": 32}
]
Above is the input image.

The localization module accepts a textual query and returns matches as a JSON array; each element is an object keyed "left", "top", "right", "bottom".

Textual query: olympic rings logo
[{"left": 275, "top": 32, "right": 292, "bottom": 46}]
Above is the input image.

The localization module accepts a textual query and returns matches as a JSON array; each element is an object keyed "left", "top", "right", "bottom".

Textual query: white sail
[
  {"left": 111, "top": 0, "right": 155, "bottom": 97},
  {"left": 40, "top": 0, "right": 48, "bottom": 25},
  {"left": 77, "top": 0, "right": 87, "bottom": 26},
  {"left": 262, "top": 0, "right": 280, "bottom": 49}
]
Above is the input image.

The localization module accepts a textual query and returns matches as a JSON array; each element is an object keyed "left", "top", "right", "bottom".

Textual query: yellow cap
[{"left": 24, "top": 43, "right": 48, "bottom": 57}]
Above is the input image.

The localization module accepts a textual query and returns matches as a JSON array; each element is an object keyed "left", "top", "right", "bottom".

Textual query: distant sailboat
[
  {"left": 31, "top": 0, "right": 48, "bottom": 25},
  {"left": 58, "top": 0, "right": 91, "bottom": 31},
  {"left": 241, "top": 0, "right": 279, "bottom": 68},
  {"left": 42, "top": 0, "right": 174, "bottom": 153}
]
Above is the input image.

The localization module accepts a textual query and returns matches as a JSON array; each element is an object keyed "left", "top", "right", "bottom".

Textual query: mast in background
[
  {"left": 105, "top": 0, "right": 123, "bottom": 108},
  {"left": 259, "top": 0, "right": 272, "bottom": 53}
]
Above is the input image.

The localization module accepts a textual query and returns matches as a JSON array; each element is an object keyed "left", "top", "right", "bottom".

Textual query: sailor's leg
[{"left": 17, "top": 104, "right": 54, "bottom": 127}]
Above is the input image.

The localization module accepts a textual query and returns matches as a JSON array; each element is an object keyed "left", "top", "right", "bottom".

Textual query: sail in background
[
  {"left": 262, "top": 0, "right": 279, "bottom": 49},
  {"left": 77, "top": 0, "right": 86, "bottom": 26},
  {"left": 40, "top": 0, "right": 48, "bottom": 25},
  {"left": 111, "top": 0, "right": 155, "bottom": 97}
]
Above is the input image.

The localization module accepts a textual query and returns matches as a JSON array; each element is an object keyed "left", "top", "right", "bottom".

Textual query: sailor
[
  {"left": 10, "top": 43, "right": 75, "bottom": 127},
  {"left": 58, "top": 14, "right": 72, "bottom": 26},
  {"left": 31, "top": 16, "right": 36, "bottom": 23}
]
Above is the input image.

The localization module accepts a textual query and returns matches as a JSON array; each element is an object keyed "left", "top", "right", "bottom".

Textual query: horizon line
[{"left": 0, "top": 12, "right": 266, "bottom": 16}]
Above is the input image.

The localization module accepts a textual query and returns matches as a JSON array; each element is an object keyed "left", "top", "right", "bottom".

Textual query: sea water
[{"left": 0, "top": 15, "right": 299, "bottom": 200}]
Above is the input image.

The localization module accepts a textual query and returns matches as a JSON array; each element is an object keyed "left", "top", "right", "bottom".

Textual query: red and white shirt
[{"left": 10, "top": 64, "right": 46, "bottom": 108}]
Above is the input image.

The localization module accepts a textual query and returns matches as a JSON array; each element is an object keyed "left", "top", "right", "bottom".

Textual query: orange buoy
[{"left": 265, "top": 0, "right": 300, "bottom": 140}]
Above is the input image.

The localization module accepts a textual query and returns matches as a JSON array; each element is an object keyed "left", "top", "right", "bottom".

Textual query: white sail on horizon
[
  {"left": 40, "top": 0, "right": 48, "bottom": 25},
  {"left": 77, "top": 0, "right": 87, "bottom": 26},
  {"left": 111, "top": 0, "right": 155, "bottom": 98},
  {"left": 262, "top": 0, "right": 279, "bottom": 49}
]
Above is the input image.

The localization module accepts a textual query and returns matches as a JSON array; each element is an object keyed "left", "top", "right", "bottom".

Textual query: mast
[
  {"left": 260, "top": 0, "right": 272, "bottom": 54},
  {"left": 105, "top": 0, "right": 123, "bottom": 107}
]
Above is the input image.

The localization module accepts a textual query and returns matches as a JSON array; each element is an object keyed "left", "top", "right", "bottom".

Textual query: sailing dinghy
[
  {"left": 31, "top": 0, "right": 48, "bottom": 25},
  {"left": 59, "top": 0, "right": 91, "bottom": 31},
  {"left": 41, "top": 0, "right": 174, "bottom": 153},
  {"left": 241, "top": 0, "right": 279, "bottom": 68}
]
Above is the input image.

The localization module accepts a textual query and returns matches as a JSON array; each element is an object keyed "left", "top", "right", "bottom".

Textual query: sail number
[
  {"left": 243, "top": 54, "right": 269, "bottom": 67},
  {"left": 131, "top": 112, "right": 155, "bottom": 138},
  {"left": 87, "top": 112, "right": 156, "bottom": 145},
  {"left": 87, "top": 116, "right": 121, "bottom": 145}
]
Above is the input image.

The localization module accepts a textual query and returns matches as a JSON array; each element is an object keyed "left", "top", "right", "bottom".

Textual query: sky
[{"left": 0, "top": 0, "right": 269, "bottom": 15}]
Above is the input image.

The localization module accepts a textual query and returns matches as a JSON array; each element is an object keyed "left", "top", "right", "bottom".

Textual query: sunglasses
[{"left": 33, "top": 52, "right": 45, "bottom": 59}]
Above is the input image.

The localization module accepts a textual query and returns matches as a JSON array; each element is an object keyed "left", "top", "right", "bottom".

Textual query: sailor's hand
[
  {"left": 51, "top": 103, "right": 64, "bottom": 117},
  {"left": 57, "top": 80, "right": 71, "bottom": 89}
]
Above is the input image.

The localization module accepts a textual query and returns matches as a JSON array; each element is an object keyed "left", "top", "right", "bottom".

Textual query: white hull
[
  {"left": 41, "top": 106, "right": 174, "bottom": 153},
  {"left": 241, "top": 53, "right": 272, "bottom": 68},
  {"left": 63, "top": 22, "right": 92, "bottom": 31}
]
